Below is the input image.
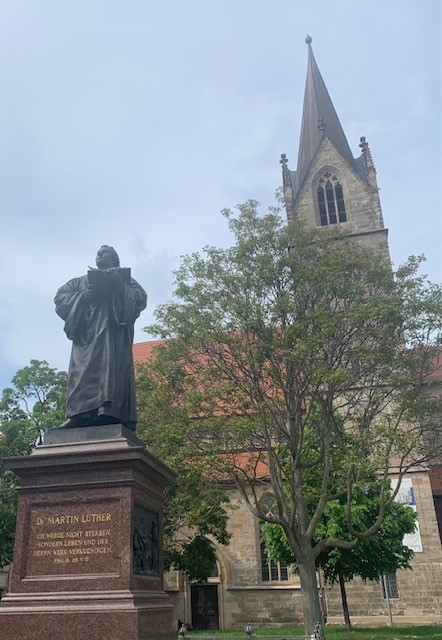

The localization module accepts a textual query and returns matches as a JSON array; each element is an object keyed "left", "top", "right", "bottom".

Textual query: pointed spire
[{"left": 296, "top": 38, "right": 355, "bottom": 192}]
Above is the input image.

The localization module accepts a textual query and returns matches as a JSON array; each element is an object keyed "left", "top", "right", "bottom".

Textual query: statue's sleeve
[
  {"left": 112, "top": 278, "right": 147, "bottom": 326},
  {"left": 54, "top": 277, "right": 86, "bottom": 341},
  {"left": 129, "top": 278, "right": 148, "bottom": 320}
]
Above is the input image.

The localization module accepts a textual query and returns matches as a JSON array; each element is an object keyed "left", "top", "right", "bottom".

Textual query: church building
[{"left": 133, "top": 39, "right": 442, "bottom": 629}]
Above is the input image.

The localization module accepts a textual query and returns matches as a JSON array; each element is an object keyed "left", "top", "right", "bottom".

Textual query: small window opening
[{"left": 382, "top": 573, "right": 399, "bottom": 599}]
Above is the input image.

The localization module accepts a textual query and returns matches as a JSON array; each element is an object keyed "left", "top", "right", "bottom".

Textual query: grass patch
[
  {"left": 188, "top": 625, "right": 441, "bottom": 640},
  {"left": 320, "top": 626, "right": 440, "bottom": 640}
]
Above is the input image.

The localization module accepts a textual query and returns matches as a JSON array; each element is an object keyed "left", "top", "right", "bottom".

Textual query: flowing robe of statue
[{"left": 54, "top": 272, "right": 147, "bottom": 429}]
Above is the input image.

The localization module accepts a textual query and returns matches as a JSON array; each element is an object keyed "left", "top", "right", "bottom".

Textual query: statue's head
[{"left": 96, "top": 245, "right": 120, "bottom": 269}]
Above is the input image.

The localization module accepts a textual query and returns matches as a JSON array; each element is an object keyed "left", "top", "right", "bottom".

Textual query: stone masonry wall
[
  {"left": 165, "top": 473, "right": 442, "bottom": 628},
  {"left": 219, "top": 495, "right": 303, "bottom": 628},
  {"left": 293, "top": 137, "right": 389, "bottom": 258},
  {"left": 223, "top": 586, "right": 303, "bottom": 628},
  {"left": 165, "top": 492, "right": 304, "bottom": 629},
  {"left": 325, "top": 471, "right": 442, "bottom": 619}
]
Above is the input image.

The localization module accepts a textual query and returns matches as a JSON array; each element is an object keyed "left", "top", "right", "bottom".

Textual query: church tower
[{"left": 282, "top": 36, "right": 390, "bottom": 259}]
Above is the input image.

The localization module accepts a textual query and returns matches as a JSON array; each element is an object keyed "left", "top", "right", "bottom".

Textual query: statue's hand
[{"left": 84, "top": 284, "right": 98, "bottom": 300}]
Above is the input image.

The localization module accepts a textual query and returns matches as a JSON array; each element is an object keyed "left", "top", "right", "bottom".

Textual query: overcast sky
[{"left": 0, "top": 0, "right": 440, "bottom": 391}]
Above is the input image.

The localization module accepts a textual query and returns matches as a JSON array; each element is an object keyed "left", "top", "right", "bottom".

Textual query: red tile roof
[
  {"left": 133, "top": 339, "right": 165, "bottom": 365},
  {"left": 133, "top": 341, "right": 442, "bottom": 383},
  {"left": 223, "top": 451, "right": 269, "bottom": 479},
  {"left": 133, "top": 340, "right": 441, "bottom": 484}
]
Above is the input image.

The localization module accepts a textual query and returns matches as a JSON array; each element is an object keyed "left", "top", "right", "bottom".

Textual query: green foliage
[
  {"left": 159, "top": 471, "right": 231, "bottom": 581},
  {"left": 262, "top": 484, "right": 417, "bottom": 584},
  {"left": 0, "top": 473, "right": 18, "bottom": 567},
  {"left": 0, "top": 360, "right": 67, "bottom": 449},
  {"left": 141, "top": 200, "right": 441, "bottom": 633},
  {"left": 317, "top": 493, "right": 416, "bottom": 585},
  {"left": 0, "top": 360, "right": 67, "bottom": 566},
  {"left": 136, "top": 357, "right": 231, "bottom": 582},
  {"left": 166, "top": 536, "right": 217, "bottom": 583}
]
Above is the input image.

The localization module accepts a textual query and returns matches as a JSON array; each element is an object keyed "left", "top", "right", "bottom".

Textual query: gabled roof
[{"left": 295, "top": 38, "right": 356, "bottom": 194}]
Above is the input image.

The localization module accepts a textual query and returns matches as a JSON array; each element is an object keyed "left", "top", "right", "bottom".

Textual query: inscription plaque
[{"left": 25, "top": 499, "right": 120, "bottom": 577}]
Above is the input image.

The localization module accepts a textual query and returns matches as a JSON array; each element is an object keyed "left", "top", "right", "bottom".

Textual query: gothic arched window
[
  {"left": 259, "top": 497, "right": 289, "bottom": 582},
  {"left": 317, "top": 172, "right": 347, "bottom": 226}
]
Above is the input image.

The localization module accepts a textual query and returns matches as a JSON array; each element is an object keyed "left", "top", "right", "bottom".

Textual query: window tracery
[{"left": 317, "top": 172, "right": 347, "bottom": 226}]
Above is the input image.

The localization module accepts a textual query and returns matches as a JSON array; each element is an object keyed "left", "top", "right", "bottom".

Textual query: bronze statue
[{"left": 54, "top": 246, "right": 147, "bottom": 430}]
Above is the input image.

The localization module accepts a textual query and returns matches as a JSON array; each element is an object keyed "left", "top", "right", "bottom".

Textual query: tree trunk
[
  {"left": 338, "top": 572, "right": 352, "bottom": 631},
  {"left": 297, "top": 545, "right": 324, "bottom": 638}
]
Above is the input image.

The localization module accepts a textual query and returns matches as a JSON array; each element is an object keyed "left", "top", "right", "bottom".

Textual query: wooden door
[{"left": 191, "top": 584, "right": 219, "bottom": 630}]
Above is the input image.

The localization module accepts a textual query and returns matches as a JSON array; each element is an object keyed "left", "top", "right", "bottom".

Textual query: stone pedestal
[{"left": 0, "top": 425, "right": 176, "bottom": 640}]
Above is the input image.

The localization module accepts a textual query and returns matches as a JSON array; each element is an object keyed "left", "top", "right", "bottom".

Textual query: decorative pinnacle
[
  {"left": 359, "top": 136, "right": 376, "bottom": 172},
  {"left": 280, "top": 153, "right": 291, "bottom": 189},
  {"left": 305, "top": 34, "right": 312, "bottom": 45}
]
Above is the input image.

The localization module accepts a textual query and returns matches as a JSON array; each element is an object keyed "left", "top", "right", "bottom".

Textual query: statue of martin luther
[{"left": 54, "top": 245, "right": 147, "bottom": 431}]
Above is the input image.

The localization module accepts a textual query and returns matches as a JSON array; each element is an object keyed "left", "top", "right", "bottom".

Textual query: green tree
[
  {"left": 262, "top": 484, "right": 417, "bottom": 631},
  {"left": 142, "top": 201, "right": 441, "bottom": 637},
  {"left": 0, "top": 360, "right": 67, "bottom": 566},
  {"left": 136, "top": 361, "right": 231, "bottom": 582},
  {"left": 0, "top": 358, "right": 229, "bottom": 584}
]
